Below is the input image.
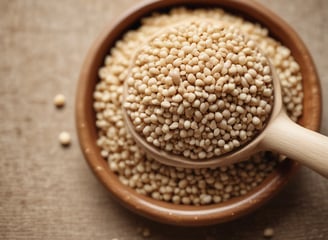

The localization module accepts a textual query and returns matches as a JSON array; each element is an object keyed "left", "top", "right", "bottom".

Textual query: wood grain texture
[{"left": 0, "top": 0, "right": 327, "bottom": 239}]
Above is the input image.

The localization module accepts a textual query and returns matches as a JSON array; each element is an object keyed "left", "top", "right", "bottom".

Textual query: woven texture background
[{"left": 1, "top": 0, "right": 327, "bottom": 239}]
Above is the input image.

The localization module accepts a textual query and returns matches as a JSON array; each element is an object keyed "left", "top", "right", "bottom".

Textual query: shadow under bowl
[{"left": 75, "top": 0, "right": 321, "bottom": 226}]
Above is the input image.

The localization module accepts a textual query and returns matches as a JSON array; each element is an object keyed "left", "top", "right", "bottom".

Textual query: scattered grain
[
  {"left": 53, "top": 94, "right": 65, "bottom": 108},
  {"left": 263, "top": 227, "right": 274, "bottom": 238},
  {"left": 59, "top": 131, "right": 71, "bottom": 146}
]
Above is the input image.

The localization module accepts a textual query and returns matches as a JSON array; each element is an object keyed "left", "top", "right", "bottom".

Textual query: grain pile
[
  {"left": 93, "top": 8, "right": 303, "bottom": 205},
  {"left": 124, "top": 21, "right": 274, "bottom": 159}
]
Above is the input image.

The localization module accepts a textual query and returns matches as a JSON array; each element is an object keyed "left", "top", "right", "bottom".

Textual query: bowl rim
[{"left": 75, "top": 0, "right": 322, "bottom": 226}]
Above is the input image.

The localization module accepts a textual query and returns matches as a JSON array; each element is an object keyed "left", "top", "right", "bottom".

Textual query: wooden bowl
[{"left": 76, "top": 0, "right": 321, "bottom": 226}]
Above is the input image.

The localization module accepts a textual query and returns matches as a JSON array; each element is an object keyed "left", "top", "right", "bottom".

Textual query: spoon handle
[{"left": 261, "top": 112, "right": 328, "bottom": 178}]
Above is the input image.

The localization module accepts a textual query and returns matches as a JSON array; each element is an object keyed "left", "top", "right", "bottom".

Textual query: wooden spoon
[
  {"left": 123, "top": 65, "right": 328, "bottom": 178},
  {"left": 122, "top": 22, "right": 328, "bottom": 177}
]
